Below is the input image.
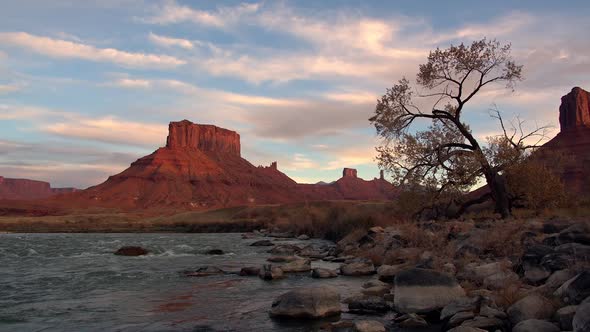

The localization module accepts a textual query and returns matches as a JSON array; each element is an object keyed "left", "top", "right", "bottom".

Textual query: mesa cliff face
[
  {"left": 0, "top": 176, "right": 78, "bottom": 200},
  {"left": 539, "top": 87, "right": 590, "bottom": 194},
  {"left": 70, "top": 120, "right": 398, "bottom": 209}
]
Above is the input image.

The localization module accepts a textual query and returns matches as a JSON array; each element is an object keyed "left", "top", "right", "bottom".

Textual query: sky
[{"left": 1, "top": 0, "right": 589, "bottom": 189}]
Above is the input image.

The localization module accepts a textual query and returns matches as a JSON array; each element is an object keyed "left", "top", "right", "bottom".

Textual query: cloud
[
  {"left": 142, "top": 1, "right": 260, "bottom": 27},
  {"left": 148, "top": 32, "right": 194, "bottom": 49},
  {"left": 0, "top": 32, "right": 186, "bottom": 69},
  {"left": 0, "top": 83, "right": 23, "bottom": 94}
]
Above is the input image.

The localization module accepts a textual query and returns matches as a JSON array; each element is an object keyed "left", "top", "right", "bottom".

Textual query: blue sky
[{"left": 1, "top": 0, "right": 589, "bottom": 188}]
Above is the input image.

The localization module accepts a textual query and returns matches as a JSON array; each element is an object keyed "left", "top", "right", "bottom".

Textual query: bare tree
[{"left": 370, "top": 38, "right": 550, "bottom": 218}]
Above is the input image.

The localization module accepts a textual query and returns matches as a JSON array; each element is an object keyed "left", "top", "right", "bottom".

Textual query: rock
[
  {"left": 573, "top": 299, "right": 590, "bottom": 332},
  {"left": 267, "top": 244, "right": 301, "bottom": 255},
  {"left": 441, "top": 297, "right": 481, "bottom": 321},
  {"left": 398, "top": 313, "right": 428, "bottom": 328},
  {"left": 298, "top": 246, "right": 327, "bottom": 259},
  {"left": 394, "top": 268, "right": 465, "bottom": 314},
  {"left": 558, "top": 223, "right": 590, "bottom": 245},
  {"left": 311, "top": 268, "right": 338, "bottom": 279},
  {"left": 513, "top": 319, "right": 559, "bottom": 332},
  {"left": 461, "top": 260, "right": 512, "bottom": 282},
  {"left": 460, "top": 316, "right": 506, "bottom": 330},
  {"left": 541, "top": 252, "right": 575, "bottom": 271},
  {"left": 280, "top": 258, "right": 311, "bottom": 273},
  {"left": 269, "top": 286, "right": 341, "bottom": 319},
  {"left": 343, "top": 168, "right": 358, "bottom": 178},
  {"left": 524, "top": 265, "right": 551, "bottom": 284},
  {"left": 361, "top": 285, "right": 391, "bottom": 297},
  {"left": 555, "top": 305, "right": 577, "bottom": 330},
  {"left": 347, "top": 296, "right": 390, "bottom": 314},
  {"left": 448, "top": 311, "right": 475, "bottom": 327},
  {"left": 340, "top": 261, "right": 376, "bottom": 276},
  {"left": 362, "top": 279, "right": 391, "bottom": 289},
  {"left": 559, "top": 87, "right": 590, "bottom": 131},
  {"left": 483, "top": 270, "right": 520, "bottom": 290},
  {"left": 250, "top": 240, "right": 274, "bottom": 247},
  {"left": 377, "top": 264, "right": 406, "bottom": 282},
  {"left": 114, "top": 246, "right": 149, "bottom": 256},
  {"left": 185, "top": 266, "right": 224, "bottom": 277},
  {"left": 239, "top": 266, "right": 260, "bottom": 276},
  {"left": 507, "top": 293, "right": 555, "bottom": 324},
  {"left": 446, "top": 327, "right": 487, "bottom": 332},
  {"left": 267, "top": 231, "right": 295, "bottom": 238},
  {"left": 353, "top": 320, "right": 386, "bottom": 332},
  {"left": 555, "top": 271, "right": 590, "bottom": 304},
  {"left": 267, "top": 255, "right": 298, "bottom": 263},
  {"left": 258, "top": 264, "right": 285, "bottom": 280},
  {"left": 443, "top": 263, "right": 457, "bottom": 276},
  {"left": 541, "top": 269, "right": 577, "bottom": 291},
  {"left": 297, "top": 234, "right": 310, "bottom": 240},
  {"left": 556, "top": 243, "right": 590, "bottom": 261},
  {"left": 241, "top": 232, "right": 257, "bottom": 239},
  {"left": 205, "top": 249, "right": 224, "bottom": 255},
  {"left": 479, "top": 305, "right": 507, "bottom": 319}
]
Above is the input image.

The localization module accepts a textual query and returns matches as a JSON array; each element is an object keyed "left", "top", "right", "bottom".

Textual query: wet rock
[
  {"left": 361, "top": 285, "right": 391, "bottom": 297},
  {"left": 267, "top": 244, "right": 301, "bottom": 255},
  {"left": 507, "top": 293, "right": 555, "bottom": 324},
  {"left": 311, "top": 268, "right": 338, "bottom": 279},
  {"left": 297, "top": 234, "right": 310, "bottom": 240},
  {"left": 398, "top": 313, "right": 428, "bottom": 328},
  {"left": 205, "top": 249, "right": 224, "bottom": 255},
  {"left": 353, "top": 320, "right": 386, "bottom": 332},
  {"left": 347, "top": 296, "right": 390, "bottom": 314},
  {"left": 258, "top": 264, "right": 285, "bottom": 280},
  {"left": 250, "top": 240, "right": 274, "bottom": 246},
  {"left": 267, "top": 255, "right": 298, "bottom": 263},
  {"left": 114, "top": 246, "right": 149, "bottom": 256},
  {"left": 555, "top": 305, "right": 577, "bottom": 330},
  {"left": 513, "top": 319, "right": 559, "bottom": 332},
  {"left": 573, "top": 299, "right": 590, "bottom": 332},
  {"left": 558, "top": 223, "right": 590, "bottom": 245},
  {"left": 362, "top": 279, "right": 391, "bottom": 289},
  {"left": 270, "top": 286, "right": 341, "bottom": 318},
  {"left": 340, "top": 261, "right": 376, "bottom": 276},
  {"left": 394, "top": 268, "right": 465, "bottom": 314},
  {"left": 298, "top": 246, "right": 327, "bottom": 259},
  {"left": 280, "top": 258, "right": 311, "bottom": 273},
  {"left": 239, "top": 266, "right": 260, "bottom": 276},
  {"left": 185, "top": 266, "right": 225, "bottom": 277},
  {"left": 267, "top": 231, "right": 295, "bottom": 238},
  {"left": 555, "top": 271, "right": 590, "bottom": 304}
]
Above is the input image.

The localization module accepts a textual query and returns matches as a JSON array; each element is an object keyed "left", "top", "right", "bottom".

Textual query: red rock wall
[
  {"left": 166, "top": 120, "right": 241, "bottom": 156},
  {"left": 0, "top": 177, "right": 53, "bottom": 200},
  {"left": 342, "top": 168, "right": 358, "bottom": 178},
  {"left": 559, "top": 87, "right": 590, "bottom": 131}
]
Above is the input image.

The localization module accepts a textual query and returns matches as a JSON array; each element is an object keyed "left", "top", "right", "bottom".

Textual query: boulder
[
  {"left": 114, "top": 246, "right": 149, "bottom": 256},
  {"left": 573, "top": 299, "right": 590, "bottom": 332},
  {"left": 507, "top": 293, "right": 555, "bottom": 324},
  {"left": 440, "top": 297, "right": 481, "bottom": 321},
  {"left": 269, "top": 286, "right": 341, "bottom": 318},
  {"left": 555, "top": 271, "right": 590, "bottom": 304},
  {"left": 250, "top": 240, "right": 274, "bottom": 247},
  {"left": 555, "top": 305, "right": 577, "bottom": 330},
  {"left": 297, "top": 234, "right": 310, "bottom": 240},
  {"left": 268, "top": 244, "right": 301, "bottom": 255},
  {"left": 340, "top": 261, "right": 376, "bottom": 276},
  {"left": 460, "top": 316, "right": 506, "bottom": 330},
  {"left": 362, "top": 279, "right": 391, "bottom": 289},
  {"left": 377, "top": 264, "right": 407, "bottom": 282},
  {"left": 267, "top": 255, "right": 298, "bottom": 263},
  {"left": 541, "top": 252, "right": 575, "bottom": 271},
  {"left": 347, "top": 296, "right": 390, "bottom": 314},
  {"left": 361, "top": 285, "right": 391, "bottom": 297},
  {"left": 394, "top": 268, "right": 465, "bottom": 314},
  {"left": 398, "top": 313, "right": 429, "bottom": 328},
  {"left": 185, "top": 266, "right": 224, "bottom": 277},
  {"left": 479, "top": 305, "right": 507, "bottom": 319},
  {"left": 353, "top": 320, "right": 386, "bottom": 332},
  {"left": 541, "top": 269, "right": 576, "bottom": 291},
  {"left": 258, "top": 264, "right": 285, "bottom": 280},
  {"left": 483, "top": 270, "right": 520, "bottom": 290},
  {"left": 461, "top": 260, "right": 512, "bottom": 282},
  {"left": 524, "top": 265, "right": 551, "bottom": 284},
  {"left": 280, "top": 258, "right": 311, "bottom": 273},
  {"left": 448, "top": 311, "right": 475, "bottom": 327},
  {"left": 311, "top": 268, "right": 338, "bottom": 279},
  {"left": 558, "top": 223, "right": 590, "bottom": 245},
  {"left": 239, "top": 266, "right": 260, "bottom": 276},
  {"left": 513, "top": 319, "right": 559, "bottom": 332},
  {"left": 298, "top": 246, "right": 327, "bottom": 259}
]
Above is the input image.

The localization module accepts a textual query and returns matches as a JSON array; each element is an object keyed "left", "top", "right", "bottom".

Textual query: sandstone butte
[
  {"left": 53, "top": 120, "right": 398, "bottom": 209},
  {"left": 536, "top": 87, "right": 590, "bottom": 193}
]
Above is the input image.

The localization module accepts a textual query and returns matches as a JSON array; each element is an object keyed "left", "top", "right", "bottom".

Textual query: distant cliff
[{"left": 0, "top": 176, "right": 78, "bottom": 200}]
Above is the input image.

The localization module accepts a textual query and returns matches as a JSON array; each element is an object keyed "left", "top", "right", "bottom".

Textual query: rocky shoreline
[{"left": 135, "top": 218, "right": 590, "bottom": 331}]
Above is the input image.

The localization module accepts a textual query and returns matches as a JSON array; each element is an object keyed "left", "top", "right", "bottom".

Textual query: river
[{"left": 0, "top": 233, "right": 377, "bottom": 331}]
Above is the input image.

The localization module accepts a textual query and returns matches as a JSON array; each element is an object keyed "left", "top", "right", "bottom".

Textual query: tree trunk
[{"left": 484, "top": 170, "right": 511, "bottom": 218}]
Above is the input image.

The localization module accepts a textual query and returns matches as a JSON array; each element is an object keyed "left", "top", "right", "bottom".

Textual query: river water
[{"left": 0, "top": 233, "right": 375, "bottom": 331}]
